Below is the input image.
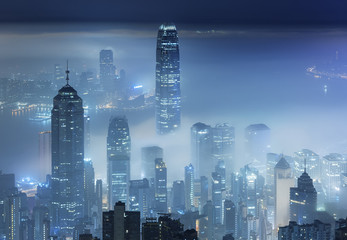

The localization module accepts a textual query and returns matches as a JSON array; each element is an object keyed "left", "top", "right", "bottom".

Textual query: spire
[
  {"left": 65, "top": 60, "right": 70, "bottom": 85},
  {"left": 304, "top": 158, "right": 307, "bottom": 173}
]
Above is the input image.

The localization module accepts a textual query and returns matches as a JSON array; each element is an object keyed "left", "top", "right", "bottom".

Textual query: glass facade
[{"left": 155, "top": 23, "right": 181, "bottom": 135}]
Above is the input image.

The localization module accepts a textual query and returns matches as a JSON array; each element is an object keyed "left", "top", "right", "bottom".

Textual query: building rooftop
[{"left": 275, "top": 157, "right": 291, "bottom": 169}]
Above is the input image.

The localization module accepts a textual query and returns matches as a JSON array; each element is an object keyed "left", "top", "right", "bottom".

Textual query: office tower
[
  {"left": 172, "top": 180, "right": 185, "bottom": 213},
  {"left": 142, "top": 216, "right": 184, "bottom": 240},
  {"left": 212, "top": 123, "right": 235, "bottom": 183},
  {"left": 245, "top": 124, "right": 271, "bottom": 174},
  {"left": 200, "top": 176, "right": 208, "bottom": 210},
  {"left": 290, "top": 167, "right": 317, "bottom": 224},
  {"left": 278, "top": 220, "right": 331, "bottom": 240},
  {"left": 141, "top": 146, "right": 163, "bottom": 180},
  {"left": 129, "top": 178, "right": 152, "bottom": 218},
  {"left": 4, "top": 193, "right": 21, "bottom": 240},
  {"left": 155, "top": 158, "right": 167, "bottom": 213},
  {"left": 102, "top": 202, "right": 140, "bottom": 240},
  {"left": 99, "top": 50, "right": 116, "bottom": 91},
  {"left": 33, "top": 206, "right": 50, "bottom": 240},
  {"left": 107, "top": 116, "right": 131, "bottom": 209},
  {"left": 84, "top": 116, "right": 91, "bottom": 159},
  {"left": 84, "top": 159, "right": 95, "bottom": 219},
  {"left": 224, "top": 200, "right": 236, "bottom": 235},
  {"left": 0, "top": 171, "right": 15, "bottom": 194},
  {"left": 215, "top": 160, "right": 226, "bottom": 191},
  {"left": 191, "top": 122, "right": 213, "bottom": 179},
  {"left": 155, "top": 23, "right": 181, "bottom": 135},
  {"left": 266, "top": 153, "right": 280, "bottom": 186},
  {"left": 274, "top": 157, "right": 295, "bottom": 229},
  {"left": 321, "top": 153, "right": 347, "bottom": 203},
  {"left": 293, "top": 149, "right": 320, "bottom": 181},
  {"left": 211, "top": 172, "right": 223, "bottom": 224},
  {"left": 38, "top": 131, "right": 51, "bottom": 182},
  {"left": 184, "top": 164, "right": 194, "bottom": 211},
  {"left": 199, "top": 200, "right": 214, "bottom": 240},
  {"left": 51, "top": 67, "right": 84, "bottom": 237},
  {"left": 93, "top": 179, "right": 103, "bottom": 235}
]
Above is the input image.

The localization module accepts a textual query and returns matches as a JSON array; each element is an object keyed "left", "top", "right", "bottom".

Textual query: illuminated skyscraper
[
  {"left": 99, "top": 50, "right": 116, "bottom": 91},
  {"left": 155, "top": 23, "right": 181, "bottom": 135},
  {"left": 107, "top": 116, "right": 131, "bottom": 209},
  {"left": 155, "top": 158, "right": 167, "bottom": 213},
  {"left": 293, "top": 149, "right": 320, "bottom": 182},
  {"left": 141, "top": 146, "right": 163, "bottom": 180},
  {"left": 184, "top": 164, "right": 194, "bottom": 211},
  {"left": 51, "top": 66, "right": 84, "bottom": 237}
]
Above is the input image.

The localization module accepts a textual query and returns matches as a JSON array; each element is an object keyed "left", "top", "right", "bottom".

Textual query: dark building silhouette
[
  {"left": 102, "top": 202, "right": 140, "bottom": 240},
  {"left": 155, "top": 23, "right": 181, "bottom": 135},
  {"left": 142, "top": 215, "right": 184, "bottom": 240},
  {"left": 51, "top": 65, "right": 84, "bottom": 237},
  {"left": 278, "top": 220, "right": 331, "bottom": 240},
  {"left": 224, "top": 200, "right": 236, "bottom": 235},
  {"left": 155, "top": 158, "right": 167, "bottom": 213},
  {"left": 290, "top": 166, "right": 317, "bottom": 224}
]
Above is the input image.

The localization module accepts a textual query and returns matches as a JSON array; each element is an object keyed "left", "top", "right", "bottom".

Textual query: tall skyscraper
[
  {"left": 155, "top": 23, "right": 181, "bottom": 135},
  {"left": 274, "top": 157, "right": 295, "bottom": 230},
  {"left": 245, "top": 124, "right": 271, "bottom": 174},
  {"left": 211, "top": 172, "right": 223, "bottom": 224},
  {"left": 39, "top": 131, "right": 51, "bottom": 182},
  {"left": 141, "top": 146, "right": 163, "bottom": 180},
  {"left": 155, "top": 158, "right": 167, "bottom": 213},
  {"left": 321, "top": 153, "right": 347, "bottom": 203},
  {"left": 129, "top": 178, "right": 152, "bottom": 218},
  {"left": 224, "top": 200, "right": 236, "bottom": 235},
  {"left": 51, "top": 66, "right": 84, "bottom": 237},
  {"left": 290, "top": 166, "right": 317, "bottom": 224},
  {"left": 172, "top": 180, "right": 185, "bottom": 214},
  {"left": 107, "top": 116, "right": 131, "bottom": 209},
  {"left": 293, "top": 149, "right": 320, "bottom": 182},
  {"left": 184, "top": 164, "right": 194, "bottom": 211},
  {"left": 191, "top": 122, "right": 213, "bottom": 179},
  {"left": 212, "top": 123, "right": 235, "bottom": 182},
  {"left": 84, "top": 159, "right": 95, "bottom": 219},
  {"left": 99, "top": 50, "right": 116, "bottom": 91}
]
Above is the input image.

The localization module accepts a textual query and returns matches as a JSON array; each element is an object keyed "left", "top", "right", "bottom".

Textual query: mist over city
[{"left": 1, "top": 1, "right": 347, "bottom": 239}]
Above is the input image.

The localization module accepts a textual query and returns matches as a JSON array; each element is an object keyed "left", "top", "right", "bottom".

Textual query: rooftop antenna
[{"left": 65, "top": 60, "right": 70, "bottom": 85}]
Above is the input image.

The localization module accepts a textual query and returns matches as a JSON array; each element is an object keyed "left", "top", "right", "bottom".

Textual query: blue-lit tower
[
  {"left": 51, "top": 64, "right": 84, "bottom": 237},
  {"left": 107, "top": 116, "right": 131, "bottom": 209},
  {"left": 155, "top": 23, "right": 181, "bottom": 135}
]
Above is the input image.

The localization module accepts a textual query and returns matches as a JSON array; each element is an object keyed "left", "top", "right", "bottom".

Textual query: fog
[{"left": 1, "top": 23, "right": 347, "bottom": 184}]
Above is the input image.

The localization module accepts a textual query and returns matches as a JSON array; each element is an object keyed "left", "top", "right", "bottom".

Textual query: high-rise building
[
  {"left": 211, "top": 172, "right": 223, "bottom": 225},
  {"left": 141, "top": 146, "right": 163, "bottom": 180},
  {"left": 54, "top": 64, "right": 65, "bottom": 89},
  {"left": 293, "top": 149, "right": 320, "bottom": 181},
  {"left": 184, "top": 164, "right": 194, "bottom": 211},
  {"left": 107, "top": 116, "right": 131, "bottom": 209},
  {"left": 51, "top": 67, "right": 84, "bottom": 237},
  {"left": 172, "top": 180, "right": 185, "bottom": 214},
  {"left": 4, "top": 192, "right": 21, "bottom": 240},
  {"left": 99, "top": 50, "right": 116, "bottom": 91},
  {"left": 84, "top": 116, "right": 91, "bottom": 159},
  {"left": 155, "top": 158, "right": 167, "bottom": 213},
  {"left": 278, "top": 220, "right": 331, "bottom": 240},
  {"left": 102, "top": 202, "right": 140, "bottom": 240},
  {"left": 39, "top": 131, "right": 51, "bottom": 182},
  {"left": 245, "top": 124, "right": 271, "bottom": 174},
  {"left": 224, "top": 200, "right": 236, "bottom": 235},
  {"left": 321, "top": 153, "right": 347, "bottom": 203},
  {"left": 274, "top": 157, "right": 295, "bottom": 229},
  {"left": 290, "top": 167, "right": 317, "bottom": 224},
  {"left": 129, "top": 178, "right": 152, "bottom": 218},
  {"left": 33, "top": 206, "right": 50, "bottom": 240},
  {"left": 200, "top": 176, "right": 209, "bottom": 211},
  {"left": 191, "top": 123, "right": 213, "bottom": 179},
  {"left": 155, "top": 23, "right": 181, "bottom": 135},
  {"left": 212, "top": 123, "right": 235, "bottom": 182},
  {"left": 84, "top": 159, "right": 95, "bottom": 219}
]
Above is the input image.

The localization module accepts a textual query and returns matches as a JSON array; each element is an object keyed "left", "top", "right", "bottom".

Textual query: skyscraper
[
  {"left": 129, "top": 178, "right": 152, "bottom": 218},
  {"left": 191, "top": 122, "right": 213, "bottom": 179},
  {"left": 99, "top": 50, "right": 116, "bottom": 91},
  {"left": 293, "top": 149, "right": 320, "bottom": 181},
  {"left": 84, "top": 159, "right": 95, "bottom": 219},
  {"left": 245, "top": 124, "right": 271, "bottom": 174},
  {"left": 107, "top": 116, "right": 131, "bottom": 209},
  {"left": 39, "top": 131, "right": 51, "bottom": 182},
  {"left": 274, "top": 157, "right": 295, "bottom": 229},
  {"left": 51, "top": 66, "right": 84, "bottom": 237},
  {"left": 155, "top": 158, "right": 167, "bottom": 213},
  {"left": 290, "top": 167, "right": 317, "bottom": 224},
  {"left": 184, "top": 164, "right": 194, "bottom": 211},
  {"left": 172, "top": 180, "right": 185, "bottom": 214},
  {"left": 141, "top": 146, "right": 163, "bottom": 180},
  {"left": 155, "top": 23, "right": 181, "bottom": 135}
]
